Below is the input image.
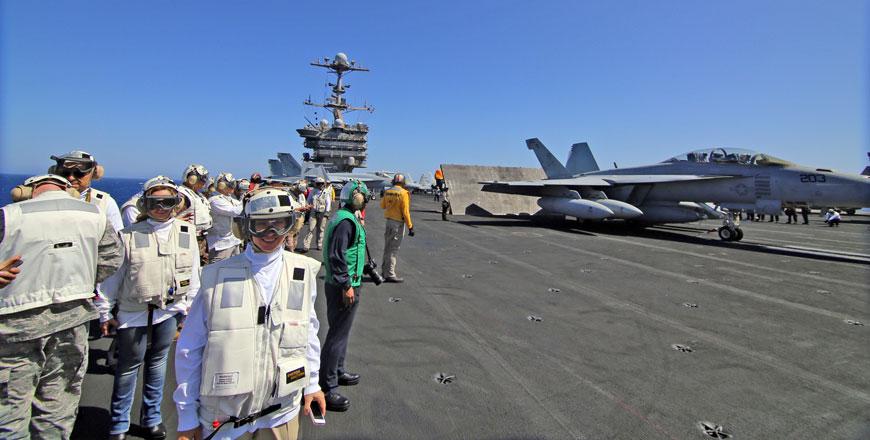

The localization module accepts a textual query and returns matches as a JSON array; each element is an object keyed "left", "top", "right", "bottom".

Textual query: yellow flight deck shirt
[{"left": 381, "top": 186, "right": 413, "bottom": 229}]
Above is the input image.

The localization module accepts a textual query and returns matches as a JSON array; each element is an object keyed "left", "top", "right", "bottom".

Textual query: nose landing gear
[{"left": 718, "top": 212, "right": 743, "bottom": 241}]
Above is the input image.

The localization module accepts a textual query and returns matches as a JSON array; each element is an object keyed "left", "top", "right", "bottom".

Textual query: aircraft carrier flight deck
[{"left": 75, "top": 198, "right": 869, "bottom": 440}]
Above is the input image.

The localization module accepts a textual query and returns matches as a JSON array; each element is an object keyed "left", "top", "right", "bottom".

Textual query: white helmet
[
  {"left": 314, "top": 176, "right": 326, "bottom": 185},
  {"left": 243, "top": 188, "right": 298, "bottom": 237},
  {"left": 182, "top": 164, "right": 209, "bottom": 186},
  {"left": 24, "top": 174, "right": 72, "bottom": 188},
  {"left": 143, "top": 175, "right": 178, "bottom": 193},
  {"left": 392, "top": 173, "right": 405, "bottom": 185}
]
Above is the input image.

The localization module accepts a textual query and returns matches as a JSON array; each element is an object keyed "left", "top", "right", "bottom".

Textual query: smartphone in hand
[{"left": 309, "top": 403, "right": 326, "bottom": 426}]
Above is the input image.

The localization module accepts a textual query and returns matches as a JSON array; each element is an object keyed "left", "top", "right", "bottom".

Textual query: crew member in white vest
[
  {"left": 50, "top": 150, "right": 124, "bottom": 232},
  {"left": 174, "top": 188, "right": 326, "bottom": 440},
  {"left": 0, "top": 174, "right": 122, "bottom": 439},
  {"left": 97, "top": 176, "right": 201, "bottom": 440},
  {"left": 207, "top": 172, "right": 243, "bottom": 263},
  {"left": 300, "top": 177, "right": 331, "bottom": 252},
  {"left": 177, "top": 164, "right": 214, "bottom": 265}
]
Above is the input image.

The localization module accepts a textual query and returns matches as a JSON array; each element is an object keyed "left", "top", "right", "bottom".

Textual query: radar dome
[
  {"left": 334, "top": 53, "right": 349, "bottom": 66},
  {"left": 334, "top": 119, "right": 345, "bottom": 128},
  {"left": 319, "top": 119, "right": 329, "bottom": 129}
]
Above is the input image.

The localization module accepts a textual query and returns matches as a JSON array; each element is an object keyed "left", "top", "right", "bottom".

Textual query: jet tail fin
[
  {"left": 565, "top": 142, "right": 599, "bottom": 174},
  {"left": 268, "top": 159, "right": 285, "bottom": 177},
  {"left": 277, "top": 153, "right": 302, "bottom": 177},
  {"left": 526, "top": 138, "right": 571, "bottom": 179}
]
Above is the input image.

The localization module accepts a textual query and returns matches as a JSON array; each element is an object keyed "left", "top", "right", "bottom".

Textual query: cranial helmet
[
  {"left": 392, "top": 173, "right": 405, "bottom": 186},
  {"left": 215, "top": 172, "right": 234, "bottom": 191},
  {"left": 11, "top": 174, "right": 78, "bottom": 202},
  {"left": 183, "top": 164, "right": 209, "bottom": 186},
  {"left": 49, "top": 150, "right": 105, "bottom": 180},
  {"left": 136, "top": 175, "right": 181, "bottom": 213},
  {"left": 242, "top": 188, "right": 299, "bottom": 238},
  {"left": 314, "top": 176, "right": 326, "bottom": 185},
  {"left": 339, "top": 179, "right": 369, "bottom": 210},
  {"left": 244, "top": 188, "right": 298, "bottom": 220}
]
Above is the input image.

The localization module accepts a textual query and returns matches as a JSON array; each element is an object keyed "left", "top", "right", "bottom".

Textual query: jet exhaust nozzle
[{"left": 537, "top": 197, "right": 614, "bottom": 220}]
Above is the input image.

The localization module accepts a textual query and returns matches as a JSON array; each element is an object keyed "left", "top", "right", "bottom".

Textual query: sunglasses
[
  {"left": 248, "top": 218, "right": 293, "bottom": 237},
  {"left": 144, "top": 196, "right": 180, "bottom": 210}
]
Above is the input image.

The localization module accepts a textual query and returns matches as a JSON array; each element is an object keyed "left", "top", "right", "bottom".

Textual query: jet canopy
[{"left": 663, "top": 147, "right": 792, "bottom": 167}]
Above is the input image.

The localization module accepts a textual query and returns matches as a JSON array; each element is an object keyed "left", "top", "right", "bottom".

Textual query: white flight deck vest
[
  {"left": 84, "top": 187, "right": 114, "bottom": 213},
  {"left": 0, "top": 191, "right": 105, "bottom": 314},
  {"left": 120, "top": 193, "right": 142, "bottom": 227},
  {"left": 116, "top": 220, "right": 196, "bottom": 312},
  {"left": 197, "top": 252, "right": 320, "bottom": 427},
  {"left": 178, "top": 185, "right": 213, "bottom": 234},
  {"left": 312, "top": 190, "right": 329, "bottom": 213},
  {"left": 207, "top": 194, "right": 241, "bottom": 239}
]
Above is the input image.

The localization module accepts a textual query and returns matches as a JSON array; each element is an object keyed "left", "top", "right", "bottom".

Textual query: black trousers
[{"left": 320, "top": 282, "right": 360, "bottom": 392}]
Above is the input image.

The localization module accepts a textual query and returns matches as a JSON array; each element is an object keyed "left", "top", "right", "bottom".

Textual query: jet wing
[{"left": 481, "top": 174, "right": 735, "bottom": 196}]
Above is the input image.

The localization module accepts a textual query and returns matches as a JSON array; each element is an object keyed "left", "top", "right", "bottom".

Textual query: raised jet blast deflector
[{"left": 537, "top": 197, "right": 614, "bottom": 219}]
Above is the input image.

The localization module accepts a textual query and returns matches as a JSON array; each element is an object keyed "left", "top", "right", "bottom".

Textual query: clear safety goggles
[{"left": 247, "top": 217, "right": 294, "bottom": 237}]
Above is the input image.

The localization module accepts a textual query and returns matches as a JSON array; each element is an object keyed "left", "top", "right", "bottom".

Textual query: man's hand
[
  {"left": 177, "top": 427, "right": 202, "bottom": 440},
  {"left": 342, "top": 286, "right": 355, "bottom": 307},
  {"left": 100, "top": 318, "right": 119, "bottom": 336},
  {"left": 408, "top": 227, "right": 415, "bottom": 237},
  {"left": 0, "top": 256, "right": 22, "bottom": 289},
  {"left": 303, "top": 390, "right": 326, "bottom": 417}
]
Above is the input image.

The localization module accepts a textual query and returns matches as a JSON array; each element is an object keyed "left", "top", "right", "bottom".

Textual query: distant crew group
[{"left": 0, "top": 150, "right": 424, "bottom": 440}]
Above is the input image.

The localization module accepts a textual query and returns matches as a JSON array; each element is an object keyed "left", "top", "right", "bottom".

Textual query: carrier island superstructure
[{"left": 296, "top": 53, "right": 374, "bottom": 173}]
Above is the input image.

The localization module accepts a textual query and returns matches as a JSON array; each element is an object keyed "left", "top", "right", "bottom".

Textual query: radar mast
[{"left": 297, "top": 53, "right": 374, "bottom": 172}]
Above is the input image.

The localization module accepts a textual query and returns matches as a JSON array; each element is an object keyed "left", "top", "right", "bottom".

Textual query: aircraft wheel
[
  {"left": 734, "top": 227, "right": 744, "bottom": 241},
  {"left": 718, "top": 226, "right": 735, "bottom": 241}
]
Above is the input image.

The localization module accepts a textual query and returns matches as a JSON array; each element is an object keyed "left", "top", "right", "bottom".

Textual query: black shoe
[
  {"left": 108, "top": 434, "right": 126, "bottom": 440},
  {"left": 142, "top": 423, "right": 167, "bottom": 440},
  {"left": 338, "top": 372, "right": 360, "bottom": 386},
  {"left": 297, "top": 248, "right": 309, "bottom": 254},
  {"left": 325, "top": 392, "right": 350, "bottom": 412},
  {"left": 385, "top": 277, "right": 404, "bottom": 283}
]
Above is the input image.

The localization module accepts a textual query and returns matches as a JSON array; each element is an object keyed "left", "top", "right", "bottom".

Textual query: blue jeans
[{"left": 109, "top": 313, "right": 178, "bottom": 435}]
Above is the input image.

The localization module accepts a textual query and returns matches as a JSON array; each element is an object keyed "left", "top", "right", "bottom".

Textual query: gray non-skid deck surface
[{"left": 75, "top": 200, "right": 869, "bottom": 439}]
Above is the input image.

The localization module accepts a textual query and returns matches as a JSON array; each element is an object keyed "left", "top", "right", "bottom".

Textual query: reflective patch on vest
[
  {"left": 285, "top": 367, "right": 305, "bottom": 384},
  {"left": 287, "top": 288, "right": 304, "bottom": 311},
  {"left": 219, "top": 277, "right": 246, "bottom": 308},
  {"left": 179, "top": 232, "right": 191, "bottom": 249},
  {"left": 180, "top": 225, "right": 189, "bottom": 233},
  {"left": 179, "top": 279, "right": 190, "bottom": 288},
  {"left": 133, "top": 231, "right": 150, "bottom": 248},
  {"left": 213, "top": 372, "right": 239, "bottom": 390},
  {"left": 19, "top": 198, "right": 100, "bottom": 214},
  {"left": 96, "top": 193, "right": 104, "bottom": 199},
  {"left": 293, "top": 268, "right": 305, "bottom": 281},
  {"left": 53, "top": 242, "right": 73, "bottom": 249}
]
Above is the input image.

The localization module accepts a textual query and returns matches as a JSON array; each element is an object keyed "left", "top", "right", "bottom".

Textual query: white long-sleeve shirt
[
  {"left": 96, "top": 218, "right": 202, "bottom": 328},
  {"left": 173, "top": 244, "right": 321, "bottom": 437},
  {"left": 207, "top": 194, "right": 243, "bottom": 251}
]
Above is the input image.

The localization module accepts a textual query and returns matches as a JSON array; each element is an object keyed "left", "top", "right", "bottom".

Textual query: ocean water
[{"left": 0, "top": 173, "right": 145, "bottom": 207}]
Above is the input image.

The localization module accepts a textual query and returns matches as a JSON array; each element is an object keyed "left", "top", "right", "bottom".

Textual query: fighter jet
[
  {"left": 481, "top": 138, "right": 870, "bottom": 241},
  {"left": 268, "top": 152, "right": 391, "bottom": 195}
]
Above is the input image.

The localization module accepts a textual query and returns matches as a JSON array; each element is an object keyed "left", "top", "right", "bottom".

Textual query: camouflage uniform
[{"left": 0, "top": 197, "right": 122, "bottom": 439}]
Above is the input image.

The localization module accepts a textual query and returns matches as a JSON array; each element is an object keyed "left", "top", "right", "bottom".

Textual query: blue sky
[{"left": 1, "top": 1, "right": 866, "bottom": 182}]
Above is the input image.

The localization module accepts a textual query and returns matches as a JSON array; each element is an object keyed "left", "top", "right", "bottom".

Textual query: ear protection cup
[
  {"left": 217, "top": 180, "right": 228, "bottom": 191},
  {"left": 47, "top": 165, "right": 57, "bottom": 174},
  {"left": 352, "top": 191, "right": 366, "bottom": 209},
  {"left": 186, "top": 174, "right": 199, "bottom": 185},
  {"left": 10, "top": 185, "right": 32, "bottom": 202},
  {"left": 135, "top": 197, "right": 146, "bottom": 213},
  {"left": 93, "top": 164, "right": 105, "bottom": 180}
]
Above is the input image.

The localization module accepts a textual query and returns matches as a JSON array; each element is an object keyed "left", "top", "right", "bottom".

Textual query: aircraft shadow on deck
[{"left": 457, "top": 215, "right": 867, "bottom": 265}]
